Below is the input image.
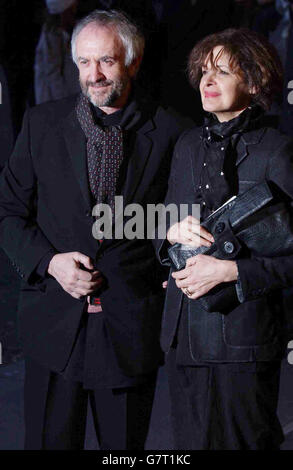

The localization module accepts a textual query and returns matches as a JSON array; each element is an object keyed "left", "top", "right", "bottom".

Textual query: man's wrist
[
  {"left": 35, "top": 250, "right": 57, "bottom": 280},
  {"left": 47, "top": 254, "right": 57, "bottom": 277},
  {"left": 223, "top": 260, "right": 239, "bottom": 283}
]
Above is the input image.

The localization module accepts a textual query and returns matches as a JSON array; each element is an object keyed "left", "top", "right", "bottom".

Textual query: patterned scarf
[{"left": 76, "top": 93, "right": 124, "bottom": 214}]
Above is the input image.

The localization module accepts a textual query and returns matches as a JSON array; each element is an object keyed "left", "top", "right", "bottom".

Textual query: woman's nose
[{"left": 205, "top": 70, "right": 217, "bottom": 85}]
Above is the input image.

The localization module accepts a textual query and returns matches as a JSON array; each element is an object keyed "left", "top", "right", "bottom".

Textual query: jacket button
[
  {"left": 223, "top": 241, "right": 235, "bottom": 254},
  {"left": 215, "top": 222, "right": 225, "bottom": 234},
  {"left": 85, "top": 211, "right": 91, "bottom": 217}
]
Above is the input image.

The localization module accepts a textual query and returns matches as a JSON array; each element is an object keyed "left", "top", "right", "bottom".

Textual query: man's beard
[{"left": 80, "top": 76, "right": 129, "bottom": 108}]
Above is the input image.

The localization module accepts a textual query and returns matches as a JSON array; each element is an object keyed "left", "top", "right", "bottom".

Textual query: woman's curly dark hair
[{"left": 188, "top": 28, "right": 283, "bottom": 110}]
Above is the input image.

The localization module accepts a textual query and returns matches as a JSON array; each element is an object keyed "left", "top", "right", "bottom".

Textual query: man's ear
[{"left": 128, "top": 56, "right": 143, "bottom": 78}]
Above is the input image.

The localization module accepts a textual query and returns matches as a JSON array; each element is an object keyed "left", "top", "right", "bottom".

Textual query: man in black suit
[{"left": 0, "top": 9, "right": 185, "bottom": 450}]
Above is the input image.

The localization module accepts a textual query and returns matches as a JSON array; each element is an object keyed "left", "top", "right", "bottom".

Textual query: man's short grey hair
[{"left": 71, "top": 9, "right": 145, "bottom": 67}]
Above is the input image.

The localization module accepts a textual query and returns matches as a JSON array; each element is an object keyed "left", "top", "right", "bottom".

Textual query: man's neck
[
  {"left": 98, "top": 83, "right": 132, "bottom": 115},
  {"left": 98, "top": 105, "right": 123, "bottom": 115}
]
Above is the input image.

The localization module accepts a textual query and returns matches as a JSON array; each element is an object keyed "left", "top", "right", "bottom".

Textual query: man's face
[{"left": 75, "top": 24, "right": 138, "bottom": 110}]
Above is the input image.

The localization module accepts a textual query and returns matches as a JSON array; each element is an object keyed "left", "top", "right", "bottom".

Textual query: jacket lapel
[
  {"left": 61, "top": 109, "right": 92, "bottom": 211},
  {"left": 236, "top": 127, "right": 266, "bottom": 167},
  {"left": 122, "top": 118, "right": 155, "bottom": 206}
]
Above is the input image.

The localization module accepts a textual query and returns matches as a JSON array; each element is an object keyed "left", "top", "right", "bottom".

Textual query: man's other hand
[{"left": 48, "top": 252, "right": 103, "bottom": 299}]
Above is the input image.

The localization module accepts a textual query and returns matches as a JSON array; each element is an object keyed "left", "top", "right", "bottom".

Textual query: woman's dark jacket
[{"left": 158, "top": 122, "right": 293, "bottom": 362}]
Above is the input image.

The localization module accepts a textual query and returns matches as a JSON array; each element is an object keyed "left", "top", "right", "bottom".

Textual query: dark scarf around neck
[{"left": 200, "top": 105, "right": 264, "bottom": 212}]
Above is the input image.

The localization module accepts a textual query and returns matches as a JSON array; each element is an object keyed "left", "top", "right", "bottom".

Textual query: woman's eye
[
  {"left": 202, "top": 70, "right": 207, "bottom": 75},
  {"left": 219, "top": 69, "right": 229, "bottom": 75}
]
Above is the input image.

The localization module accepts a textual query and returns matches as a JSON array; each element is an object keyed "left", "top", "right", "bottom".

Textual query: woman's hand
[
  {"left": 167, "top": 215, "right": 214, "bottom": 247},
  {"left": 171, "top": 254, "right": 238, "bottom": 299}
]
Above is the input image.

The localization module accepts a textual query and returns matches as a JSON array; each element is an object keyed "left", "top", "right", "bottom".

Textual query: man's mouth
[{"left": 88, "top": 81, "right": 113, "bottom": 89}]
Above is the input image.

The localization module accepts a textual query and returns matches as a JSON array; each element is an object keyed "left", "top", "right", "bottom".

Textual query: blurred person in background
[
  {"left": 34, "top": 0, "right": 80, "bottom": 104},
  {"left": 253, "top": 0, "right": 293, "bottom": 133},
  {"left": 0, "top": 0, "right": 44, "bottom": 133}
]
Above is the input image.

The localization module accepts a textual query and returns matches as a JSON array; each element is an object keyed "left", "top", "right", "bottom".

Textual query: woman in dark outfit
[{"left": 159, "top": 28, "right": 293, "bottom": 450}]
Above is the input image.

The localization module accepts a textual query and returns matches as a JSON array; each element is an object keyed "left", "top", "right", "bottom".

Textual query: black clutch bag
[{"left": 168, "top": 181, "right": 293, "bottom": 312}]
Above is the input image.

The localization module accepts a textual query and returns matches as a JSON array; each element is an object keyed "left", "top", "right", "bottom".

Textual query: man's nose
[{"left": 88, "top": 62, "right": 105, "bottom": 82}]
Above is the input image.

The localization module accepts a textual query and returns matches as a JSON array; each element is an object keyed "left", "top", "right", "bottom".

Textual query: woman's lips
[{"left": 204, "top": 92, "right": 221, "bottom": 98}]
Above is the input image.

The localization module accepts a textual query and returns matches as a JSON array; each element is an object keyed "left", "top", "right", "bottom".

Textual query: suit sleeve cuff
[
  {"left": 157, "top": 238, "right": 172, "bottom": 266},
  {"left": 236, "top": 258, "right": 270, "bottom": 302},
  {"left": 33, "top": 250, "right": 57, "bottom": 281}
]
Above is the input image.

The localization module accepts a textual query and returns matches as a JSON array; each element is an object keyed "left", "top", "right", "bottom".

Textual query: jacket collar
[
  {"left": 121, "top": 113, "right": 156, "bottom": 206},
  {"left": 236, "top": 127, "right": 266, "bottom": 166}
]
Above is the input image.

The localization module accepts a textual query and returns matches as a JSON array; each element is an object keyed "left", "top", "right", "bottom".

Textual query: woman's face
[{"left": 199, "top": 45, "right": 254, "bottom": 122}]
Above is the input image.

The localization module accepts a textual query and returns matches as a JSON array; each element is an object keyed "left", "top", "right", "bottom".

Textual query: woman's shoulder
[
  {"left": 243, "top": 124, "right": 293, "bottom": 154},
  {"left": 260, "top": 127, "right": 293, "bottom": 162},
  {"left": 175, "top": 126, "right": 203, "bottom": 149},
  {"left": 262, "top": 126, "right": 293, "bottom": 144}
]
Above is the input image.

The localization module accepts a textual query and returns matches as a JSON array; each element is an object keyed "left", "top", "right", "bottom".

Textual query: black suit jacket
[
  {"left": 158, "top": 124, "right": 293, "bottom": 362},
  {"left": 0, "top": 93, "right": 185, "bottom": 375}
]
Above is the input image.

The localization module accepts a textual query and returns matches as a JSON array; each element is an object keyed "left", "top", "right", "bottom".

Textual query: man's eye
[{"left": 104, "top": 59, "right": 114, "bottom": 65}]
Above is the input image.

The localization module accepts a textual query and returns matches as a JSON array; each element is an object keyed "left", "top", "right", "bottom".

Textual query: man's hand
[
  {"left": 167, "top": 215, "right": 214, "bottom": 247},
  {"left": 48, "top": 252, "right": 103, "bottom": 299},
  {"left": 171, "top": 254, "right": 238, "bottom": 300}
]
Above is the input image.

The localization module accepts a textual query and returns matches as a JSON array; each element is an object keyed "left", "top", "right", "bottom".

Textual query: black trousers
[
  {"left": 24, "top": 357, "right": 156, "bottom": 450},
  {"left": 166, "top": 347, "right": 284, "bottom": 450}
]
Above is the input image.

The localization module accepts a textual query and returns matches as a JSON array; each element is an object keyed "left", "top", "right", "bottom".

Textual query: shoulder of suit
[
  {"left": 174, "top": 125, "right": 202, "bottom": 147},
  {"left": 155, "top": 105, "right": 195, "bottom": 131},
  {"left": 27, "top": 94, "right": 78, "bottom": 126},
  {"left": 262, "top": 126, "right": 293, "bottom": 143},
  {"left": 254, "top": 126, "right": 293, "bottom": 152}
]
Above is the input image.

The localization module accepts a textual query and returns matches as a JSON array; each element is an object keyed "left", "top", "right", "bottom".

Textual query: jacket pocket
[{"left": 222, "top": 297, "right": 278, "bottom": 347}]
